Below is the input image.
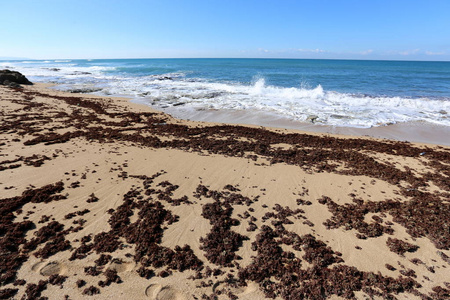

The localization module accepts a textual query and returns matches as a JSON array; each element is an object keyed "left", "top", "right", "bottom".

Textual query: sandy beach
[{"left": 1, "top": 83, "right": 449, "bottom": 299}]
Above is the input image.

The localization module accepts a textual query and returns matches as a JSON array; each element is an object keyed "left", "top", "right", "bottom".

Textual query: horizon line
[{"left": 2, "top": 57, "right": 450, "bottom": 63}]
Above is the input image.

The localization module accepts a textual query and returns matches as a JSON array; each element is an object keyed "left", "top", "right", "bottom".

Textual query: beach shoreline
[
  {"left": 39, "top": 81, "right": 450, "bottom": 147},
  {"left": 145, "top": 102, "right": 450, "bottom": 147},
  {"left": 1, "top": 83, "right": 449, "bottom": 299},
  {"left": 4, "top": 57, "right": 450, "bottom": 139},
  {"left": 22, "top": 83, "right": 450, "bottom": 148}
]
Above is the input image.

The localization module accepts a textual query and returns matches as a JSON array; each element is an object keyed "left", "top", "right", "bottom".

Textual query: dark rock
[
  {"left": 306, "top": 115, "right": 319, "bottom": 123},
  {"left": 2, "top": 80, "right": 21, "bottom": 88},
  {"left": 68, "top": 88, "right": 102, "bottom": 94},
  {"left": 0, "top": 69, "right": 32, "bottom": 85},
  {"left": 71, "top": 71, "right": 92, "bottom": 75}
]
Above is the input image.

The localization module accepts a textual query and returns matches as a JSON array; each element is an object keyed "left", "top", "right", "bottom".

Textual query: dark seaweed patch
[
  {"left": 82, "top": 285, "right": 100, "bottom": 296},
  {"left": 386, "top": 238, "right": 419, "bottom": 256},
  {"left": 0, "top": 182, "right": 66, "bottom": 284}
]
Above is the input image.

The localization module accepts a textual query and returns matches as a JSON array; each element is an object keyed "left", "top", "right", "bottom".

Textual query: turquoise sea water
[{"left": 1, "top": 58, "right": 450, "bottom": 128}]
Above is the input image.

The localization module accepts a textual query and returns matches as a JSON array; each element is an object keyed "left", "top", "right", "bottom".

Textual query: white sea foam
[
  {"left": 4, "top": 61, "right": 450, "bottom": 128},
  {"left": 5, "top": 62, "right": 116, "bottom": 80},
  {"left": 124, "top": 77, "right": 450, "bottom": 128},
  {"left": 18, "top": 60, "right": 51, "bottom": 64}
]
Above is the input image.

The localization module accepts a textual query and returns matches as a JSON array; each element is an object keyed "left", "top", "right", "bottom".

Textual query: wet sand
[
  {"left": 0, "top": 84, "right": 449, "bottom": 299},
  {"left": 154, "top": 105, "right": 450, "bottom": 146}
]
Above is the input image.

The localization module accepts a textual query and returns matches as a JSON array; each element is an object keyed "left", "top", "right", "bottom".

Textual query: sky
[{"left": 1, "top": 0, "right": 450, "bottom": 61}]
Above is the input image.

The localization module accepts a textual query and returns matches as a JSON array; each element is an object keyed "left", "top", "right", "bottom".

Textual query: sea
[{"left": 1, "top": 58, "right": 450, "bottom": 131}]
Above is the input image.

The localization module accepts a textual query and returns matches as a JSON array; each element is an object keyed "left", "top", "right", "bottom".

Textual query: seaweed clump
[
  {"left": 196, "top": 185, "right": 250, "bottom": 267},
  {"left": 386, "top": 238, "right": 419, "bottom": 256},
  {"left": 0, "top": 182, "right": 66, "bottom": 285}
]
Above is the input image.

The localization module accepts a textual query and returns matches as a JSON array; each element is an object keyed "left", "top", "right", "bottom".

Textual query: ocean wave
[
  {"left": 20, "top": 60, "right": 44, "bottom": 64},
  {"left": 5, "top": 62, "right": 116, "bottom": 79},
  {"left": 129, "top": 77, "right": 450, "bottom": 128},
  {"left": 56, "top": 73, "right": 450, "bottom": 128},
  {"left": 5, "top": 60, "right": 450, "bottom": 128}
]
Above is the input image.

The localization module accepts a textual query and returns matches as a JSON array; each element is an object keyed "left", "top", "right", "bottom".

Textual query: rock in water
[
  {"left": 0, "top": 69, "right": 33, "bottom": 86},
  {"left": 306, "top": 115, "right": 319, "bottom": 123}
]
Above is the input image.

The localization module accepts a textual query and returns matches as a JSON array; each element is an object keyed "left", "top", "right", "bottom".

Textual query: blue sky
[{"left": 1, "top": 0, "right": 449, "bottom": 60}]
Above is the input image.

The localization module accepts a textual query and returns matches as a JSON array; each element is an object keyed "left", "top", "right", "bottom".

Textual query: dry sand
[{"left": 0, "top": 84, "right": 449, "bottom": 300}]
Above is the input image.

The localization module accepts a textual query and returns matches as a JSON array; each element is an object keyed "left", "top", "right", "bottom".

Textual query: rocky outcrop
[
  {"left": 68, "top": 88, "right": 102, "bottom": 94},
  {"left": 0, "top": 69, "right": 33, "bottom": 87}
]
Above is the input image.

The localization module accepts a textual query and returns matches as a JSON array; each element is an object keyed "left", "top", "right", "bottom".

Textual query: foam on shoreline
[
  {"left": 3, "top": 59, "right": 450, "bottom": 131},
  {"left": 144, "top": 103, "right": 450, "bottom": 146}
]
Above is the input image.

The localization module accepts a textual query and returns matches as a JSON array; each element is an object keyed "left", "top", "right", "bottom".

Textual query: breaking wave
[{"left": 3, "top": 60, "right": 450, "bottom": 128}]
